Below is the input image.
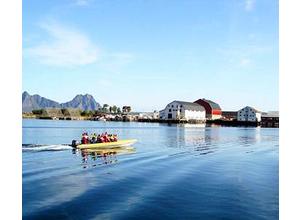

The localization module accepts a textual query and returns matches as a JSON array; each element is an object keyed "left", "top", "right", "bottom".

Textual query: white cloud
[
  {"left": 99, "top": 52, "right": 135, "bottom": 73},
  {"left": 245, "top": 0, "right": 255, "bottom": 11},
  {"left": 25, "top": 21, "right": 99, "bottom": 67}
]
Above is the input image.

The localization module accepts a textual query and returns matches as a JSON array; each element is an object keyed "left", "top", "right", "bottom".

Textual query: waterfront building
[
  {"left": 160, "top": 101, "right": 206, "bottom": 121},
  {"left": 153, "top": 111, "right": 159, "bottom": 119},
  {"left": 194, "top": 98, "right": 222, "bottom": 120},
  {"left": 138, "top": 112, "right": 156, "bottom": 119},
  {"left": 237, "top": 106, "right": 262, "bottom": 122},
  {"left": 261, "top": 111, "right": 279, "bottom": 127},
  {"left": 159, "top": 109, "right": 165, "bottom": 119},
  {"left": 127, "top": 112, "right": 157, "bottom": 120},
  {"left": 222, "top": 111, "right": 237, "bottom": 121}
]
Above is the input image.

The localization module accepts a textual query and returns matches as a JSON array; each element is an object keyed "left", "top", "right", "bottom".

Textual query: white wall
[
  {"left": 184, "top": 110, "right": 206, "bottom": 120},
  {"left": 237, "top": 106, "right": 261, "bottom": 122},
  {"left": 255, "top": 112, "right": 262, "bottom": 122},
  {"left": 161, "top": 101, "right": 205, "bottom": 121}
]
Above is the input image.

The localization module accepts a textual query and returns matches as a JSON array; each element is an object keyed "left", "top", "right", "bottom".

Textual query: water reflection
[
  {"left": 238, "top": 127, "right": 262, "bottom": 146},
  {"left": 72, "top": 147, "right": 136, "bottom": 168},
  {"left": 162, "top": 125, "right": 221, "bottom": 156}
]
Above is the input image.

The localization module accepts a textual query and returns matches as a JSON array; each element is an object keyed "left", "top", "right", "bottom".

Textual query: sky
[{"left": 23, "top": 0, "right": 278, "bottom": 112}]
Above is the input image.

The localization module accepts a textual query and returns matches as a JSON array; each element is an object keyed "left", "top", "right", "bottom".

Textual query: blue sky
[{"left": 23, "top": 0, "right": 278, "bottom": 112}]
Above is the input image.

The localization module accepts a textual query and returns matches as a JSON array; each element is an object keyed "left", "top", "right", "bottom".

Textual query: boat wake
[{"left": 22, "top": 144, "right": 73, "bottom": 152}]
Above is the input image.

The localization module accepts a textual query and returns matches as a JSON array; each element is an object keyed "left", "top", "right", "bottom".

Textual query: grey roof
[
  {"left": 173, "top": 101, "right": 205, "bottom": 111},
  {"left": 262, "top": 111, "right": 279, "bottom": 117},
  {"left": 239, "top": 106, "right": 261, "bottom": 113},
  {"left": 202, "top": 99, "right": 222, "bottom": 110}
]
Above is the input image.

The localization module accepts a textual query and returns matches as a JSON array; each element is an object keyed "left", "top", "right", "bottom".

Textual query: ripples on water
[{"left": 22, "top": 120, "right": 278, "bottom": 220}]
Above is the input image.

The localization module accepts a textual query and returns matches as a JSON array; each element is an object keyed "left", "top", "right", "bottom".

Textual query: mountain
[
  {"left": 60, "top": 94, "right": 101, "bottom": 111},
  {"left": 22, "top": 92, "right": 101, "bottom": 112},
  {"left": 22, "top": 91, "right": 60, "bottom": 112}
]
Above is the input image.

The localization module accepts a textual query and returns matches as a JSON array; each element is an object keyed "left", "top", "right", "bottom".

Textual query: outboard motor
[{"left": 71, "top": 140, "right": 78, "bottom": 148}]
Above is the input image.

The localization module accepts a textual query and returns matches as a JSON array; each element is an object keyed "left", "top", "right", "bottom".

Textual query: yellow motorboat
[
  {"left": 84, "top": 146, "right": 136, "bottom": 155},
  {"left": 76, "top": 139, "right": 137, "bottom": 149}
]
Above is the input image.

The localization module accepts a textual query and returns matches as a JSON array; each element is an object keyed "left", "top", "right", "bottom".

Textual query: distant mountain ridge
[
  {"left": 60, "top": 94, "right": 100, "bottom": 110},
  {"left": 22, "top": 91, "right": 101, "bottom": 112}
]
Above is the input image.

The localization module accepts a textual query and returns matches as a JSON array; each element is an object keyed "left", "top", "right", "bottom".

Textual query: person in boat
[
  {"left": 91, "top": 133, "right": 97, "bottom": 144},
  {"left": 81, "top": 133, "right": 88, "bottom": 144},
  {"left": 113, "top": 134, "right": 118, "bottom": 142},
  {"left": 110, "top": 134, "right": 115, "bottom": 142},
  {"left": 101, "top": 133, "right": 107, "bottom": 143},
  {"left": 90, "top": 133, "right": 94, "bottom": 143},
  {"left": 100, "top": 133, "right": 105, "bottom": 143},
  {"left": 103, "top": 133, "right": 109, "bottom": 142},
  {"left": 108, "top": 134, "right": 112, "bottom": 142},
  {"left": 107, "top": 134, "right": 112, "bottom": 142},
  {"left": 86, "top": 133, "right": 91, "bottom": 144},
  {"left": 96, "top": 134, "right": 102, "bottom": 143}
]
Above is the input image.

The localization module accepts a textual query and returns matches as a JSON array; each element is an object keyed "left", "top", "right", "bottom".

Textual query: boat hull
[{"left": 77, "top": 139, "right": 137, "bottom": 149}]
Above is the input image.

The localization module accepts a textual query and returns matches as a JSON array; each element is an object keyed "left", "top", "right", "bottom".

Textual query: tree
[
  {"left": 61, "top": 108, "right": 67, "bottom": 115},
  {"left": 117, "top": 107, "right": 121, "bottom": 113},
  {"left": 32, "top": 109, "right": 43, "bottom": 115},
  {"left": 111, "top": 105, "right": 117, "bottom": 113},
  {"left": 81, "top": 110, "right": 93, "bottom": 117},
  {"left": 102, "top": 104, "right": 109, "bottom": 113},
  {"left": 122, "top": 106, "right": 131, "bottom": 113}
]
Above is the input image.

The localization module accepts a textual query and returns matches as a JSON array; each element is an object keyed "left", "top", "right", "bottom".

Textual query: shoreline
[{"left": 22, "top": 116, "right": 279, "bottom": 128}]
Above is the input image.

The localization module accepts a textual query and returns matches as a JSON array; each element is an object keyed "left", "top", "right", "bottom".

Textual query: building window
[
  {"left": 169, "top": 109, "right": 171, "bottom": 112},
  {"left": 180, "top": 109, "right": 182, "bottom": 112},
  {"left": 172, "top": 105, "right": 173, "bottom": 108}
]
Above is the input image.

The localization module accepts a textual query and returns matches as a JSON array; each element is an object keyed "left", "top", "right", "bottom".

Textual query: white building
[
  {"left": 237, "top": 106, "right": 262, "bottom": 122},
  {"left": 153, "top": 111, "right": 159, "bottom": 119},
  {"left": 160, "top": 101, "right": 206, "bottom": 121},
  {"left": 138, "top": 112, "right": 157, "bottom": 119},
  {"left": 159, "top": 109, "right": 165, "bottom": 119}
]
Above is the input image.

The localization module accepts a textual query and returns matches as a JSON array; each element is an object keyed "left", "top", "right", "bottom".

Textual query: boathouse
[
  {"left": 160, "top": 101, "right": 206, "bottom": 121},
  {"left": 237, "top": 106, "right": 262, "bottom": 122},
  {"left": 261, "top": 111, "right": 279, "bottom": 127},
  {"left": 194, "top": 98, "right": 222, "bottom": 120},
  {"left": 222, "top": 111, "right": 237, "bottom": 121}
]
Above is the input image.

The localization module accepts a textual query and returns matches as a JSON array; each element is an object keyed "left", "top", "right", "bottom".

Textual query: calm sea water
[{"left": 22, "top": 119, "right": 278, "bottom": 220}]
